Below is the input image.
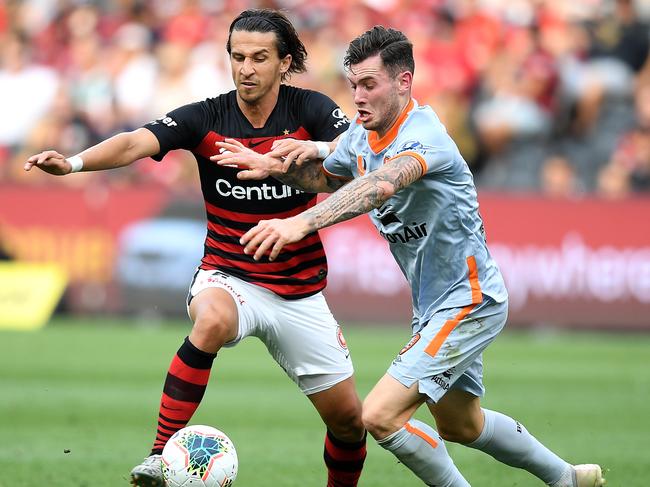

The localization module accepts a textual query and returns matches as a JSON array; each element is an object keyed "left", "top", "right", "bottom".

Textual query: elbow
[{"left": 119, "top": 129, "right": 154, "bottom": 167}]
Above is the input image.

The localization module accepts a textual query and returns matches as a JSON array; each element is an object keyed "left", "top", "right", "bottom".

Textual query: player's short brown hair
[{"left": 344, "top": 26, "right": 414, "bottom": 78}]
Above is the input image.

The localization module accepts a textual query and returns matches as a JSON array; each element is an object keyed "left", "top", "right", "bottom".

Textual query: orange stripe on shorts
[
  {"left": 424, "top": 256, "right": 483, "bottom": 358},
  {"left": 423, "top": 304, "right": 476, "bottom": 358},
  {"left": 404, "top": 422, "right": 438, "bottom": 448}
]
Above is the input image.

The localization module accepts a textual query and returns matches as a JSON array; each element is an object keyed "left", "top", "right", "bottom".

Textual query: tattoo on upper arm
[
  {"left": 302, "top": 154, "right": 423, "bottom": 231},
  {"left": 375, "top": 155, "right": 423, "bottom": 192}
]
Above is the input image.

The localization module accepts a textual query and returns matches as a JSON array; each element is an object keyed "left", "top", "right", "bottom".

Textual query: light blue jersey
[{"left": 324, "top": 99, "right": 508, "bottom": 326}]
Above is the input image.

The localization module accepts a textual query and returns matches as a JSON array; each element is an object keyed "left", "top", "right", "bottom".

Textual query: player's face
[
  {"left": 347, "top": 55, "right": 408, "bottom": 137},
  {"left": 229, "top": 30, "right": 291, "bottom": 106}
]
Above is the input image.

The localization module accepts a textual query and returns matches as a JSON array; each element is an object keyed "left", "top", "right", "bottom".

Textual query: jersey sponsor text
[
  {"left": 215, "top": 178, "right": 304, "bottom": 200},
  {"left": 380, "top": 222, "right": 428, "bottom": 244}
]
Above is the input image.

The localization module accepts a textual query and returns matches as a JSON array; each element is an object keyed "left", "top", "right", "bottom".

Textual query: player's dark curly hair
[
  {"left": 344, "top": 26, "right": 414, "bottom": 78},
  {"left": 226, "top": 9, "right": 307, "bottom": 81}
]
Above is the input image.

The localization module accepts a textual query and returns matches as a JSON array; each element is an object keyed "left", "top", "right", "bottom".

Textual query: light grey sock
[
  {"left": 549, "top": 465, "right": 577, "bottom": 487},
  {"left": 467, "top": 408, "right": 570, "bottom": 485},
  {"left": 377, "top": 419, "right": 471, "bottom": 487}
]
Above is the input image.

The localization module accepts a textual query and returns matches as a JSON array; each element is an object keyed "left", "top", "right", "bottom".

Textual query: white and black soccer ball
[{"left": 162, "top": 425, "right": 238, "bottom": 487}]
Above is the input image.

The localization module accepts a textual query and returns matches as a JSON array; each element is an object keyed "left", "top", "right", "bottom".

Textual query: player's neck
[{"left": 237, "top": 85, "right": 281, "bottom": 129}]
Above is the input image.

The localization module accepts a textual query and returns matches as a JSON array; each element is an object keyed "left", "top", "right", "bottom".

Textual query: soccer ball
[{"left": 162, "top": 425, "right": 238, "bottom": 487}]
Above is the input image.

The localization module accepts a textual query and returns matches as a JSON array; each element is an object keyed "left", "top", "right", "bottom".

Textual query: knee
[
  {"left": 436, "top": 421, "right": 482, "bottom": 445},
  {"left": 190, "top": 305, "right": 237, "bottom": 352},
  {"left": 361, "top": 402, "right": 401, "bottom": 441},
  {"left": 326, "top": 401, "right": 365, "bottom": 442}
]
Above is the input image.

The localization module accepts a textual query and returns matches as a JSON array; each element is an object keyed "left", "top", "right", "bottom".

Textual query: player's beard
[
  {"left": 237, "top": 86, "right": 262, "bottom": 105},
  {"left": 372, "top": 92, "right": 404, "bottom": 136},
  {"left": 237, "top": 80, "right": 277, "bottom": 108}
]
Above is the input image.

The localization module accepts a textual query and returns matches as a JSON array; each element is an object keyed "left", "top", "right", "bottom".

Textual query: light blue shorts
[{"left": 387, "top": 297, "right": 508, "bottom": 403}]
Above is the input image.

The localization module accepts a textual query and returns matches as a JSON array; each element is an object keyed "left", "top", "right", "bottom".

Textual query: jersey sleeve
[
  {"left": 143, "top": 102, "right": 208, "bottom": 161},
  {"left": 301, "top": 91, "right": 350, "bottom": 142},
  {"left": 322, "top": 124, "right": 355, "bottom": 179}
]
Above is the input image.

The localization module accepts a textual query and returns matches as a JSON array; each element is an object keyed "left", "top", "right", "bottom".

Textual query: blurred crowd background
[{"left": 2, "top": 0, "right": 650, "bottom": 198}]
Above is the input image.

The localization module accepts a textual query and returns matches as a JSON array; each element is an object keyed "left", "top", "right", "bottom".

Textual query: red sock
[
  {"left": 323, "top": 430, "right": 367, "bottom": 487},
  {"left": 151, "top": 337, "right": 216, "bottom": 455}
]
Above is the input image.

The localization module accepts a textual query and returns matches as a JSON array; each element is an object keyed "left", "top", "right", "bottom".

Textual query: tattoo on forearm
[
  {"left": 275, "top": 160, "right": 330, "bottom": 192},
  {"left": 303, "top": 155, "right": 423, "bottom": 231}
]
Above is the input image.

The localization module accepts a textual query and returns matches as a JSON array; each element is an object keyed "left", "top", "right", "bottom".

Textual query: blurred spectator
[
  {"left": 7, "top": 87, "right": 93, "bottom": 186},
  {"left": 1, "top": 0, "right": 650, "bottom": 198},
  {"left": 187, "top": 14, "right": 235, "bottom": 100},
  {"left": 539, "top": 154, "right": 584, "bottom": 198},
  {"left": 472, "top": 22, "right": 559, "bottom": 156},
  {"left": 564, "top": 0, "right": 649, "bottom": 136},
  {"left": 597, "top": 160, "right": 632, "bottom": 198},
  {"left": 152, "top": 41, "right": 196, "bottom": 115},
  {"left": 66, "top": 33, "right": 116, "bottom": 139},
  {"left": 111, "top": 22, "right": 157, "bottom": 129},
  {"left": 161, "top": 0, "right": 210, "bottom": 46},
  {"left": 601, "top": 81, "right": 650, "bottom": 194},
  {"left": 0, "top": 31, "right": 59, "bottom": 149}
]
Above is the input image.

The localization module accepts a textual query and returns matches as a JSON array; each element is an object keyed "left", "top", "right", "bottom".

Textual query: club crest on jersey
[
  {"left": 336, "top": 326, "right": 348, "bottom": 350},
  {"left": 399, "top": 333, "right": 420, "bottom": 355},
  {"left": 400, "top": 141, "right": 423, "bottom": 152}
]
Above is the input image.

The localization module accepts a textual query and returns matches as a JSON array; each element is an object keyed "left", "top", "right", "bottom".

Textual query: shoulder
[
  {"left": 400, "top": 104, "right": 447, "bottom": 142},
  {"left": 407, "top": 103, "right": 442, "bottom": 126},
  {"left": 281, "top": 85, "right": 338, "bottom": 109},
  {"left": 202, "top": 90, "right": 238, "bottom": 113},
  {"left": 169, "top": 90, "right": 236, "bottom": 124}
]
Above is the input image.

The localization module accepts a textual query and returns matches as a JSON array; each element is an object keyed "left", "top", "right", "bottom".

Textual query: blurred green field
[{"left": 1, "top": 317, "right": 648, "bottom": 487}]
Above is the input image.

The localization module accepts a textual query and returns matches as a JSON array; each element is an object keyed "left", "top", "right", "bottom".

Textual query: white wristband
[
  {"left": 67, "top": 155, "right": 84, "bottom": 173},
  {"left": 314, "top": 141, "right": 331, "bottom": 159}
]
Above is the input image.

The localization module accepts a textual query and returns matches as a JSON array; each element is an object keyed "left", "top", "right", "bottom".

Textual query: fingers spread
[
  {"left": 237, "top": 169, "right": 263, "bottom": 180},
  {"left": 224, "top": 138, "right": 247, "bottom": 149},
  {"left": 271, "top": 138, "right": 296, "bottom": 151}
]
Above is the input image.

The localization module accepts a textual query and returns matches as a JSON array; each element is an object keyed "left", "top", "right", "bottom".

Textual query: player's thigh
[
  {"left": 186, "top": 269, "right": 264, "bottom": 351},
  {"left": 262, "top": 292, "right": 353, "bottom": 394}
]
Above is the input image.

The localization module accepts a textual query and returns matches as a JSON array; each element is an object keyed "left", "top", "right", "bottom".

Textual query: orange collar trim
[{"left": 367, "top": 99, "right": 415, "bottom": 154}]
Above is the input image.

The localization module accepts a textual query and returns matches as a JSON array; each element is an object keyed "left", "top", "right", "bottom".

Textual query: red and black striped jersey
[{"left": 143, "top": 85, "right": 350, "bottom": 299}]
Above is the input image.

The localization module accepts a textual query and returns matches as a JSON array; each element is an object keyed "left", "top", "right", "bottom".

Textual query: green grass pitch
[{"left": 1, "top": 316, "right": 648, "bottom": 486}]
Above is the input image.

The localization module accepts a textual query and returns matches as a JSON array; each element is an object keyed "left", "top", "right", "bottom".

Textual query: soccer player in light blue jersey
[{"left": 214, "top": 26, "right": 604, "bottom": 487}]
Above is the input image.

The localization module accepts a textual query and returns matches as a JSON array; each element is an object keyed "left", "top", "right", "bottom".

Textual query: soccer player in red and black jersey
[{"left": 25, "top": 9, "right": 366, "bottom": 487}]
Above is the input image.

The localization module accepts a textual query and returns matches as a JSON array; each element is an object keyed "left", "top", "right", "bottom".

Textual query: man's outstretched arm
[
  {"left": 24, "top": 128, "right": 160, "bottom": 175},
  {"left": 240, "top": 154, "right": 424, "bottom": 261}
]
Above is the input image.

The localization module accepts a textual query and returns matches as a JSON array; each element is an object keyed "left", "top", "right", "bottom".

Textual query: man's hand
[
  {"left": 212, "top": 138, "right": 283, "bottom": 180},
  {"left": 268, "top": 139, "right": 322, "bottom": 173},
  {"left": 24, "top": 150, "right": 73, "bottom": 175},
  {"left": 240, "top": 216, "right": 311, "bottom": 261}
]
